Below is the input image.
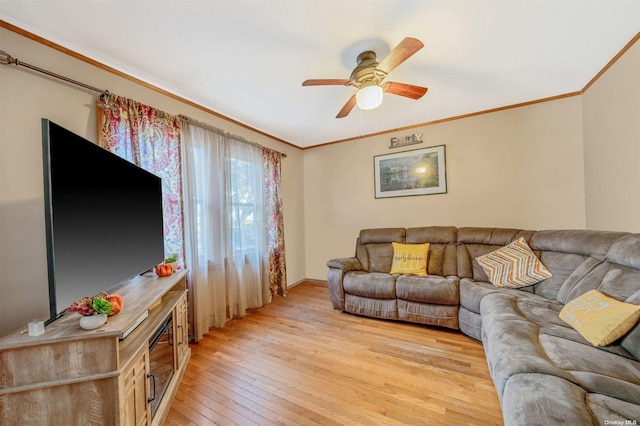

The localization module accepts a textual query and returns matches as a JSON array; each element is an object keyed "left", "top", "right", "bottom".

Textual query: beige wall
[
  {"left": 0, "top": 29, "right": 306, "bottom": 336},
  {"left": 583, "top": 41, "right": 640, "bottom": 232},
  {"left": 303, "top": 97, "right": 587, "bottom": 279}
]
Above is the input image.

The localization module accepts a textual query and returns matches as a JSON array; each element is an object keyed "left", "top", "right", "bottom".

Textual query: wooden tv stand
[{"left": 0, "top": 270, "right": 190, "bottom": 425}]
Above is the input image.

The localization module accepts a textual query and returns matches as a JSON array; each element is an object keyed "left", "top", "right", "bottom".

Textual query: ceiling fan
[{"left": 302, "top": 37, "right": 428, "bottom": 118}]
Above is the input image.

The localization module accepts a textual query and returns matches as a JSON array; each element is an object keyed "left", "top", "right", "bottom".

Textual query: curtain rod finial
[{"left": 0, "top": 50, "right": 17, "bottom": 66}]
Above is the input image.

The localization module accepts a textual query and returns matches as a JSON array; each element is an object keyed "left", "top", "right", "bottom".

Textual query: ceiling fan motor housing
[{"left": 350, "top": 51, "right": 386, "bottom": 88}]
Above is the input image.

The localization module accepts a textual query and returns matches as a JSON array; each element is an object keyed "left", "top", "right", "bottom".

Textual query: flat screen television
[{"left": 42, "top": 119, "right": 165, "bottom": 323}]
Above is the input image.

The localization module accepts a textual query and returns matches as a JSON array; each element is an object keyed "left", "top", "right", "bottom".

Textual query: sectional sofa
[{"left": 326, "top": 226, "right": 640, "bottom": 425}]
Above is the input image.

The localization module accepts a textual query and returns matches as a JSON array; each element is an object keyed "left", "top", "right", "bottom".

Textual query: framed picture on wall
[{"left": 374, "top": 145, "right": 447, "bottom": 198}]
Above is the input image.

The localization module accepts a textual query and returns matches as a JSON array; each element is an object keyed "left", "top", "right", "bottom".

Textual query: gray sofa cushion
[
  {"left": 606, "top": 233, "right": 640, "bottom": 269},
  {"left": 622, "top": 323, "right": 640, "bottom": 361},
  {"left": 459, "top": 278, "right": 551, "bottom": 315},
  {"left": 530, "top": 229, "right": 626, "bottom": 260},
  {"left": 397, "top": 300, "right": 458, "bottom": 329},
  {"left": 502, "top": 373, "right": 640, "bottom": 426},
  {"left": 530, "top": 250, "right": 588, "bottom": 300},
  {"left": 459, "top": 279, "right": 497, "bottom": 315},
  {"left": 481, "top": 294, "right": 574, "bottom": 395},
  {"left": 587, "top": 393, "right": 640, "bottom": 426},
  {"left": 458, "top": 307, "right": 482, "bottom": 340},
  {"left": 344, "top": 294, "right": 397, "bottom": 320},
  {"left": 396, "top": 275, "right": 459, "bottom": 305},
  {"left": 540, "top": 333, "right": 640, "bottom": 404},
  {"left": 558, "top": 261, "right": 640, "bottom": 305},
  {"left": 557, "top": 234, "right": 640, "bottom": 304},
  {"left": 501, "top": 374, "right": 595, "bottom": 426},
  {"left": 366, "top": 243, "right": 394, "bottom": 273},
  {"left": 343, "top": 271, "right": 396, "bottom": 298},
  {"left": 359, "top": 228, "right": 406, "bottom": 245},
  {"left": 357, "top": 228, "right": 406, "bottom": 272},
  {"left": 406, "top": 226, "right": 456, "bottom": 244}
]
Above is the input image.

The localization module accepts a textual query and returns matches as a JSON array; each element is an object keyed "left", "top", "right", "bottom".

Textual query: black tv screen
[{"left": 42, "top": 119, "right": 165, "bottom": 322}]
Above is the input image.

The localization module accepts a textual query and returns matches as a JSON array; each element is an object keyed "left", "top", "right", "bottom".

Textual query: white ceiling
[{"left": 1, "top": 1, "right": 639, "bottom": 148}]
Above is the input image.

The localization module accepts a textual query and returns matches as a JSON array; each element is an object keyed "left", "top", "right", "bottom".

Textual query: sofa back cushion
[
  {"left": 621, "top": 323, "right": 640, "bottom": 360},
  {"left": 606, "top": 233, "right": 640, "bottom": 271},
  {"left": 356, "top": 228, "right": 406, "bottom": 273},
  {"left": 457, "top": 227, "right": 535, "bottom": 282},
  {"left": 556, "top": 233, "right": 637, "bottom": 304},
  {"left": 406, "top": 226, "right": 457, "bottom": 276},
  {"left": 529, "top": 230, "right": 627, "bottom": 301},
  {"left": 554, "top": 234, "right": 640, "bottom": 359}
]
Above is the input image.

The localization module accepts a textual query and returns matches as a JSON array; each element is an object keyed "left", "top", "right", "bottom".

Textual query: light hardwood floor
[{"left": 166, "top": 281, "right": 504, "bottom": 425}]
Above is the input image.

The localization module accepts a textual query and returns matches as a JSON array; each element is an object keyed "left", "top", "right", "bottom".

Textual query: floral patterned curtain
[
  {"left": 263, "top": 147, "right": 287, "bottom": 296},
  {"left": 98, "top": 93, "right": 185, "bottom": 269}
]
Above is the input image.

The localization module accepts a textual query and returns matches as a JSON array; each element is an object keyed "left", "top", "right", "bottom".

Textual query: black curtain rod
[{"left": 0, "top": 49, "right": 107, "bottom": 95}]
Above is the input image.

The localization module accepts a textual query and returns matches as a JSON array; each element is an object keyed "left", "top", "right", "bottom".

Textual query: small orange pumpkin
[
  {"left": 96, "top": 292, "right": 124, "bottom": 316},
  {"left": 106, "top": 293, "right": 124, "bottom": 315},
  {"left": 155, "top": 263, "right": 173, "bottom": 277}
]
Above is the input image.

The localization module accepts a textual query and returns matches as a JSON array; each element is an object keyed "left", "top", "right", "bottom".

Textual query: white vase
[{"left": 79, "top": 313, "right": 107, "bottom": 330}]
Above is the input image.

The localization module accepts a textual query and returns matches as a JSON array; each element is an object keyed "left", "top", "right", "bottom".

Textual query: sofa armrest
[
  {"left": 327, "top": 257, "right": 363, "bottom": 273},
  {"left": 326, "top": 257, "right": 362, "bottom": 311}
]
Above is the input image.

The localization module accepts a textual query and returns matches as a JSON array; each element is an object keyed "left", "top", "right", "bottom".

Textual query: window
[
  {"left": 190, "top": 144, "right": 263, "bottom": 261},
  {"left": 227, "top": 155, "right": 260, "bottom": 256}
]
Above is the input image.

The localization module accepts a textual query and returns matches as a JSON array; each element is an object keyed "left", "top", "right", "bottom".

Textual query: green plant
[
  {"left": 91, "top": 297, "right": 113, "bottom": 315},
  {"left": 164, "top": 253, "right": 179, "bottom": 263}
]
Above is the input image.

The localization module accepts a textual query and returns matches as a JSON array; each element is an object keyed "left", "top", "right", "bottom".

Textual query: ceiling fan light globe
[{"left": 356, "top": 85, "right": 383, "bottom": 110}]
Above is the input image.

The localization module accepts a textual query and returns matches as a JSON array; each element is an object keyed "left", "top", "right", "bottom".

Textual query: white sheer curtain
[{"left": 181, "top": 120, "right": 268, "bottom": 340}]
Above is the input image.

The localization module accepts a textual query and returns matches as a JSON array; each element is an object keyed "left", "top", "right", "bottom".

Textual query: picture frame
[{"left": 374, "top": 145, "right": 447, "bottom": 198}]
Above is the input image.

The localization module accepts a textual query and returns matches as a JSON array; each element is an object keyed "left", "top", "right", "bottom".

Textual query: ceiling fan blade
[
  {"left": 302, "top": 79, "right": 351, "bottom": 86},
  {"left": 336, "top": 95, "right": 357, "bottom": 118},
  {"left": 376, "top": 37, "right": 424, "bottom": 75},
  {"left": 383, "top": 82, "right": 428, "bottom": 100}
]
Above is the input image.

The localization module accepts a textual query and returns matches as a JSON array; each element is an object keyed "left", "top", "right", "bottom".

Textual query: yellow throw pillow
[
  {"left": 390, "top": 242, "right": 429, "bottom": 276},
  {"left": 475, "top": 237, "right": 552, "bottom": 288},
  {"left": 560, "top": 289, "right": 640, "bottom": 347}
]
